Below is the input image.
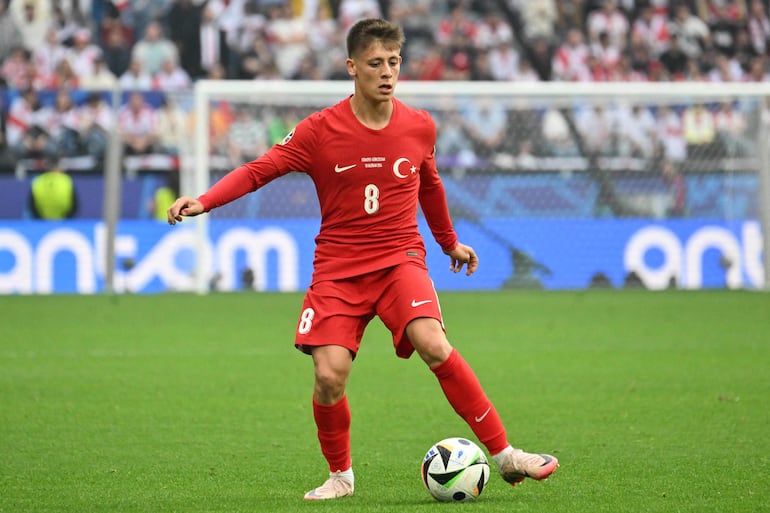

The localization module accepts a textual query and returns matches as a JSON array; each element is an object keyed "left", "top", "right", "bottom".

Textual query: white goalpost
[{"left": 190, "top": 80, "right": 770, "bottom": 293}]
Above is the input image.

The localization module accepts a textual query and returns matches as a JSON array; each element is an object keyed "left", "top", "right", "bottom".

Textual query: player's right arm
[
  {"left": 168, "top": 116, "right": 316, "bottom": 225},
  {"left": 166, "top": 152, "right": 286, "bottom": 225}
]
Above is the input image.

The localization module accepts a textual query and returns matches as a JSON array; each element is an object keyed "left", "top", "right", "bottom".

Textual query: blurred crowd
[
  {"left": 2, "top": 0, "right": 768, "bottom": 220},
  {"left": 2, "top": 0, "right": 770, "bottom": 88}
]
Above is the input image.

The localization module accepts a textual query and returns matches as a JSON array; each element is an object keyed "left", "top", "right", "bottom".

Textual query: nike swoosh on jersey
[
  {"left": 411, "top": 299, "right": 433, "bottom": 307},
  {"left": 334, "top": 164, "right": 356, "bottom": 173}
]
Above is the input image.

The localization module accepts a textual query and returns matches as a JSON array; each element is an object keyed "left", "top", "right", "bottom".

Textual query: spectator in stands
[
  {"left": 207, "top": 99, "right": 234, "bottom": 159},
  {"left": 627, "top": 30, "right": 654, "bottom": 75},
  {"left": 551, "top": 27, "right": 590, "bottom": 81},
  {"left": 238, "top": 33, "right": 274, "bottom": 79},
  {"left": 205, "top": 61, "right": 227, "bottom": 80},
  {"left": 435, "top": 1, "right": 478, "bottom": 49},
  {"left": 513, "top": 55, "right": 541, "bottom": 82},
  {"left": 387, "top": 0, "right": 435, "bottom": 49},
  {"left": 149, "top": 172, "right": 179, "bottom": 221},
  {"left": 326, "top": 48, "right": 352, "bottom": 79},
  {"left": 227, "top": 0, "right": 267, "bottom": 76},
  {"left": 131, "top": 20, "right": 179, "bottom": 77},
  {"left": 540, "top": 107, "right": 580, "bottom": 157},
  {"left": 74, "top": 92, "right": 113, "bottom": 161},
  {"left": 682, "top": 57, "right": 707, "bottom": 80},
  {"left": 6, "top": 87, "right": 54, "bottom": 160},
  {"left": 226, "top": 107, "right": 268, "bottom": 167},
  {"left": 291, "top": 53, "right": 324, "bottom": 80},
  {"left": 461, "top": 96, "right": 510, "bottom": 159},
  {"left": 669, "top": 3, "right": 711, "bottom": 59},
  {"left": 733, "top": 28, "right": 758, "bottom": 72},
  {"left": 747, "top": 0, "right": 770, "bottom": 55},
  {"left": 155, "top": 95, "right": 189, "bottom": 156},
  {"left": 117, "top": 91, "right": 159, "bottom": 156},
  {"left": 682, "top": 102, "right": 718, "bottom": 159},
  {"left": 33, "top": 28, "right": 66, "bottom": 85},
  {"left": 264, "top": 2, "right": 310, "bottom": 79},
  {"left": 0, "top": 1, "right": 25, "bottom": 68},
  {"left": 474, "top": 8, "right": 514, "bottom": 50},
  {"left": 45, "top": 88, "right": 80, "bottom": 157},
  {"left": 586, "top": 0, "right": 628, "bottom": 50},
  {"left": 590, "top": 30, "right": 622, "bottom": 74},
  {"left": 704, "top": 0, "right": 746, "bottom": 57},
  {"left": 199, "top": 1, "right": 229, "bottom": 79},
  {"left": 11, "top": 0, "right": 50, "bottom": 52},
  {"left": 714, "top": 100, "right": 751, "bottom": 157},
  {"left": 153, "top": 58, "right": 192, "bottom": 91},
  {"left": 80, "top": 56, "right": 119, "bottom": 89},
  {"left": 659, "top": 33, "right": 689, "bottom": 78},
  {"left": 656, "top": 104, "right": 686, "bottom": 162},
  {"left": 48, "top": 57, "right": 80, "bottom": 89},
  {"left": 125, "top": 0, "right": 169, "bottom": 46},
  {"left": 465, "top": 47, "right": 492, "bottom": 80},
  {"left": 585, "top": 53, "right": 610, "bottom": 81},
  {"left": 65, "top": 28, "right": 102, "bottom": 82},
  {"left": 166, "top": 0, "right": 204, "bottom": 79},
  {"left": 1, "top": 46, "right": 32, "bottom": 89},
  {"left": 610, "top": 53, "right": 647, "bottom": 81},
  {"left": 708, "top": 51, "right": 745, "bottom": 81},
  {"left": 745, "top": 54, "right": 770, "bottom": 81},
  {"left": 434, "top": 109, "right": 477, "bottom": 174},
  {"left": 101, "top": 19, "right": 133, "bottom": 77},
  {"left": 28, "top": 160, "right": 78, "bottom": 220},
  {"left": 304, "top": 2, "right": 341, "bottom": 79},
  {"left": 337, "top": 0, "right": 382, "bottom": 32},
  {"left": 526, "top": 36, "right": 554, "bottom": 81},
  {"left": 408, "top": 45, "right": 445, "bottom": 80},
  {"left": 631, "top": 3, "right": 670, "bottom": 57},
  {"left": 615, "top": 103, "right": 657, "bottom": 158},
  {"left": 442, "top": 28, "right": 475, "bottom": 81},
  {"left": 119, "top": 59, "right": 153, "bottom": 90},
  {"left": 49, "top": 2, "right": 82, "bottom": 47},
  {"left": 266, "top": 107, "right": 299, "bottom": 146},
  {"left": 518, "top": 0, "right": 558, "bottom": 44},
  {"left": 576, "top": 104, "right": 616, "bottom": 156},
  {"left": 487, "top": 39, "right": 519, "bottom": 81}
]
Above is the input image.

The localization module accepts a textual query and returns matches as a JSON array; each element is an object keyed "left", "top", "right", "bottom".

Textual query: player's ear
[{"left": 346, "top": 58, "right": 356, "bottom": 77}]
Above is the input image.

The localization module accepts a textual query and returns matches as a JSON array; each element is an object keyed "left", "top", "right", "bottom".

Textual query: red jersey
[{"left": 198, "top": 96, "right": 458, "bottom": 281}]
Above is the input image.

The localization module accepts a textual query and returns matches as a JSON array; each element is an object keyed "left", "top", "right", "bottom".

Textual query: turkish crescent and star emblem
[{"left": 393, "top": 157, "right": 417, "bottom": 179}]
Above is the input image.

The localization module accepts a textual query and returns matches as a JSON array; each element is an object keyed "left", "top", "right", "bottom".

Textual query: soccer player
[{"left": 167, "top": 18, "right": 558, "bottom": 500}]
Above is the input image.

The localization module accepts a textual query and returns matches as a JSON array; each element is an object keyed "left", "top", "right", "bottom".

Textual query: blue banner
[{"left": 0, "top": 218, "right": 763, "bottom": 294}]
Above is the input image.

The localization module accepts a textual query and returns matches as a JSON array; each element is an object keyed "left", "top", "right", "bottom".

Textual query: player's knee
[
  {"left": 313, "top": 366, "right": 348, "bottom": 402},
  {"left": 407, "top": 318, "right": 452, "bottom": 367}
]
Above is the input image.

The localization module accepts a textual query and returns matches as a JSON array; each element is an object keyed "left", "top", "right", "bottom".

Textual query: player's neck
[{"left": 350, "top": 95, "right": 393, "bottom": 130}]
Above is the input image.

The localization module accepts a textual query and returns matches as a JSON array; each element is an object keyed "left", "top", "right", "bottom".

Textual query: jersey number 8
[{"left": 364, "top": 184, "right": 379, "bottom": 214}]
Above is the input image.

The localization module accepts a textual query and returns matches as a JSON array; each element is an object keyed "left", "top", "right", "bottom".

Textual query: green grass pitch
[{"left": 1, "top": 290, "right": 768, "bottom": 513}]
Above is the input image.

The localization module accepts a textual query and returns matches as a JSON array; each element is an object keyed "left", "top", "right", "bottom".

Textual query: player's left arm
[{"left": 418, "top": 149, "right": 478, "bottom": 276}]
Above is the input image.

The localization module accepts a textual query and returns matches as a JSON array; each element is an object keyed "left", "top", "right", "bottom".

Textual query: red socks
[
  {"left": 312, "top": 350, "right": 508, "bottom": 471},
  {"left": 430, "top": 348, "right": 509, "bottom": 455},
  {"left": 313, "top": 396, "right": 352, "bottom": 472}
]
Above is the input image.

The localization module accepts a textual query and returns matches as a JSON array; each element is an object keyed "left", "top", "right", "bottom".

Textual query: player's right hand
[{"left": 167, "top": 196, "right": 204, "bottom": 225}]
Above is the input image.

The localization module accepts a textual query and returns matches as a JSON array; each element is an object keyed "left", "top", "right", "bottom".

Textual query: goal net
[{"left": 188, "top": 80, "right": 769, "bottom": 293}]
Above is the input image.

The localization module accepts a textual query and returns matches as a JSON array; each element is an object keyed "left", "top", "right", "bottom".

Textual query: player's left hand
[{"left": 445, "top": 243, "right": 478, "bottom": 276}]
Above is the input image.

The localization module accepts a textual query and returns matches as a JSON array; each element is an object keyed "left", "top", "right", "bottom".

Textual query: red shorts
[{"left": 294, "top": 261, "right": 444, "bottom": 359}]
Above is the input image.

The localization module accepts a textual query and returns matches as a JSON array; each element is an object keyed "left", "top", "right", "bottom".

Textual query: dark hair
[{"left": 346, "top": 18, "right": 404, "bottom": 58}]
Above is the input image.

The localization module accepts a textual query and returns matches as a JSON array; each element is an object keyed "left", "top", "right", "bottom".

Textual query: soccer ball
[{"left": 421, "top": 437, "right": 490, "bottom": 502}]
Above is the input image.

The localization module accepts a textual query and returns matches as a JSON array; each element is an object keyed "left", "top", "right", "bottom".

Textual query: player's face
[{"left": 347, "top": 41, "right": 402, "bottom": 103}]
